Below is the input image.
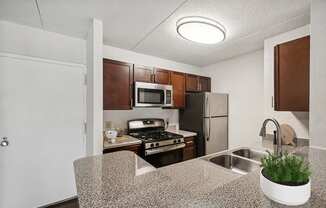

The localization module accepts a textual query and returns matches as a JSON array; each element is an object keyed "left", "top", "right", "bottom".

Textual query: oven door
[
  {"left": 144, "top": 143, "right": 185, "bottom": 168},
  {"left": 135, "top": 82, "right": 165, "bottom": 107}
]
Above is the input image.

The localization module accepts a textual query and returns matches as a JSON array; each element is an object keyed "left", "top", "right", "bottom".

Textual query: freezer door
[
  {"left": 205, "top": 117, "right": 228, "bottom": 155},
  {"left": 204, "top": 93, "right": 228, "bottom": 117}
]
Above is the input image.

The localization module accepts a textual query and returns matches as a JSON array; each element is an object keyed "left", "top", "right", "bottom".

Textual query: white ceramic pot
[{"left": 260, "top": 169, "right": 311, "bottom": 206}]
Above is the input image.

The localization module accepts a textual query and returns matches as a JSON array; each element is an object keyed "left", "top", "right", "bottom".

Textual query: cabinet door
[
  {"left": 134, "top": 65, "right": 154, "bottom": 83},
  {"left": 154, "top": 68, "right": 170, "bottom": 84},
  {"left": 186, "top": 74, "right": 199, "bottom": 92},
  {"left": 103, "top": 144, "right": 141, "bottom": 155},
  {"left": 183, "top": 137, "right": 196, "bottom": 160},
  {"left": 103, "top": 59, "right": 133, "bottom": 110},
  {"left": 198, "top": 76, "right": 211, "bottom": 92},
  {"left": 170, "top": 71, "right": 185, "bottom": 108},
  {"left": 274, "top": 36, "right": 310, "bottom": 111}
]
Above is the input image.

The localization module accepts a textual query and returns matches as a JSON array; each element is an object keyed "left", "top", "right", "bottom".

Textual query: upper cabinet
[
  {"left": 103, "top": 58, "right": 212, "bottom": 110},
  {"left": 171, "top": 71, "right": 186, "bottom": 108},
  {"left": 274, "top": 36, "right": 310, "bottom": 111},
  {"left": 186, "top": 74, "right": 211, "bottom": 92},
  {"left": 133, "top": 65, "right": 153, "bottom": 83},
  {"left": 198, "top": 76, "right": 211, "bottom": 92},
  {"left": 154, "top": 68, "right": 171, "bottom": 84},
  {"left": 103, "top": 59, "right": 133, "bottom": 110},
  {"left": 186, "top": 74, "right": 199, "bottom": 92}
]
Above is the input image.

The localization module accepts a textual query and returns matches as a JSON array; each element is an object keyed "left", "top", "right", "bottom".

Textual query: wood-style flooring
[{"left": 43, "top": 198, "right": 79, "bottom": 208}]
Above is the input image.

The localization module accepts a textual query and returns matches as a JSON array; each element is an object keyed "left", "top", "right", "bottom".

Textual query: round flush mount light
[{"left": 176, "top": 16, "right": 226, "bottom": 44}]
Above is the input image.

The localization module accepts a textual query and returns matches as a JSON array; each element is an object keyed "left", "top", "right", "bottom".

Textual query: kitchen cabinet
[
  {"left": 183, "top": 137, "right": 196, "bottom": 161},
  {"left": 103, "top": 144, "right": 141, "bottom": 155},
  {"left": 198, "top": 76, "right": 211, "bottom": 92},
  {"left": 186, "top": 74, "right": 199, "bottom": 92},
  {"left": 133, "top": 65, "right": 154, "bottom": 83},
  {"left": 274, "top": 36, "right": 310, "bottom": 111},
  {"left": 154, "top": 68, "right": 170, "bottom": 84},
  {"left": 103, "top": 59, "right": 133, "bottom": 110},
  {"left": 170, "top": 71, "right": 186, "bottom": 108},
  {"left": 186, "top": 74, "right": 211, "bottom": 92}
]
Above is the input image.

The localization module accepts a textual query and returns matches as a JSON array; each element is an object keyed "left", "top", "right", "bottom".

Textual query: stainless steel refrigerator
[{"left": 179, "top": 93, "right": 228, "bottom": 156}]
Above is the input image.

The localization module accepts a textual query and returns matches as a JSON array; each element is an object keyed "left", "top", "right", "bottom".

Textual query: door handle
[{"left": 1, "top": 137, "right": 9, "bottom": 147}]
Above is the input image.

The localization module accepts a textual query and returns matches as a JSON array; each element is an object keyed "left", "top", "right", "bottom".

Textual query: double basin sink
[{"left": 203, "top": 148, "right": 267, "bottom": 175}]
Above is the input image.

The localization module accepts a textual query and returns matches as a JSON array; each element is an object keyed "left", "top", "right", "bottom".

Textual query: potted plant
[{"left": 260, "top": 152, "right": 311, "bottom": 206}]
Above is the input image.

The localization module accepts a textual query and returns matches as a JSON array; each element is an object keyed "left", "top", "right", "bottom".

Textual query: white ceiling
[{"left": 0, "top": 0, "right": 310, "bottom": 67}]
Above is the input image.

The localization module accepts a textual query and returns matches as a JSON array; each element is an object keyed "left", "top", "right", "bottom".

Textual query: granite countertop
[
  {"left": 103, "top": 135, "right": 141, "bottom": 149},
  {"left": 166, "top": 128, "right": 197, "bottom": 137},
  {"left": 74, "top": 146, "right": 326, "bottom": 208}
]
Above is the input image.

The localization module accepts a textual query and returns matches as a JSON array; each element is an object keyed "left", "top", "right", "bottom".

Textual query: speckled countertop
[
  {"left": 74, "top": 146, "right": 326, "bottom": 208},
  {"left": 103, "top": 135, "right": 141, "bottom": 149},
  {"left": 166, "top": 128, "right": 197, "bottom": 137}
]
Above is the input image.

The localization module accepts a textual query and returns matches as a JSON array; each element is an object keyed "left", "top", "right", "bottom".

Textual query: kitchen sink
[
  {"left": 209, "top": 154, "right": 260, "bottom": 174},
  {"left": 232, "top": 148, "right": 267, "bottom": 162}
]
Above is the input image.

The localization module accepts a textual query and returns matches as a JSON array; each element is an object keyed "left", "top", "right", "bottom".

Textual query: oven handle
[{"left": 145, "top": 143, "right": 185, "bottom": 156}]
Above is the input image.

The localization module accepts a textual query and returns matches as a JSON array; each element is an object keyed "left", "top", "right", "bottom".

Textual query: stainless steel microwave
[{"left": 134, "top": 82, "right": 173, "bottom": 107}]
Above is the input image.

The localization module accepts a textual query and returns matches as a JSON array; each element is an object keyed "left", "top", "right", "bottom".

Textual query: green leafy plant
[{"left": 261, "top": 151, "right": 311, "bottom": 186}]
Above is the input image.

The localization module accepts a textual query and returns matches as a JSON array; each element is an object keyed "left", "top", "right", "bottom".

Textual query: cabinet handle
[{"left": 186, "top": 141, "right": 193, "bottom": 144}]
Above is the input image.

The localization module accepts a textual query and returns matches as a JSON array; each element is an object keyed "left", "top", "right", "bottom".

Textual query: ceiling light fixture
[{"left": 176, "top": 16, "right": 226, "bottom": 44}]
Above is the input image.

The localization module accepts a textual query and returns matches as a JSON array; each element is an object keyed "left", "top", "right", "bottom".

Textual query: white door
[
  {"left": 205, "top": 117, "right": 228, "bottom": 155},
  {"left": 0, "top": 55, "right": 86, "bottom": 208}
]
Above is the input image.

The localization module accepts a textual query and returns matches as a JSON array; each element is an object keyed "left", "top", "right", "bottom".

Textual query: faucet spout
[{"left": 259, "top": 118, "right": 282, "bottom": 156}]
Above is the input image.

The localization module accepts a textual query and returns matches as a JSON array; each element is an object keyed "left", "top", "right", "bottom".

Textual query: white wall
[
  {"left": 204, "top": 50, "right": 264, "bottom": 148},
  {"left": 264, "top": 25, "right": 310, "bottom": 139},
  {"left": 103, "top": 45, "right": 201, "bottom": 74},
  {"left": 310, "top": 0, "right": 326, "bottom": 148},
  {"left": 86, "top": 19, "right": 103, "bottom": 156},
  {"left": 102, "top": 45, "right": 201, "bottom": 130},
  {"left": 0, "top": 21, "right": 86, "bottom": 64}
]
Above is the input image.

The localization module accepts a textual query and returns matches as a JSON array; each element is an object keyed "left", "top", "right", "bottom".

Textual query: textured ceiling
[{"left": 0, "top": 0, "right": 311, "bottom": 67}]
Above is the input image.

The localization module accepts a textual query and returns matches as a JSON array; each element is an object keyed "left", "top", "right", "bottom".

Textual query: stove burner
[{"left": 129, "top": 130, "right": 182, "bottom": 142}]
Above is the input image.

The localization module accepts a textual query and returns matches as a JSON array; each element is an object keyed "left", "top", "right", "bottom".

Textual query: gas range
[
  {"left": 127, "top": 118, "right": 185, "bottom": 167},
  {"left": 129, "top": 130, "right": 184, "bottom": 149}
]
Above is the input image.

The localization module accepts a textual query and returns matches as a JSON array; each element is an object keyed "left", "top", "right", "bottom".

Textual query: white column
[
  {"left": 310, "top": 0, "right": 326, "bottom": 148},
  {"left": 86, "top": 18, "right": 103, "bottom": 155}
]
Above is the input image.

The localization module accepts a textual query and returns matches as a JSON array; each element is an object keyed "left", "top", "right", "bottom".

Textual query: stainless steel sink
[
  {"left": 232, "top": 148, "right": 267, "bottom": 162},
  {"left": 209, "top": 154, "right": 260, "bottom": 174}
]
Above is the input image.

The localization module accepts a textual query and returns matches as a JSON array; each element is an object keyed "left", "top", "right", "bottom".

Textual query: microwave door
[{"left": 135, "top": 83, "right": 165, "bottom": 107}]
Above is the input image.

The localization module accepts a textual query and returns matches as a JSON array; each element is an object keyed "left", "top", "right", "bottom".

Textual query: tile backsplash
[{"left": 103, "top": 108, "right": 179, "bottom": 131}]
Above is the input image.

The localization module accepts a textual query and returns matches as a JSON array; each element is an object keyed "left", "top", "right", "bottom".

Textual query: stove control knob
[
  {"left": 173, "top": 140, "right": 177, "bottom": 144},
  {"left": 177, "top": 139, "right": 181, "bottom": 143},
  {"left": 150, "top": 143, "right": 154, "bottom": 148},
  {"left": 155, "top": 143, "right": 159, "bottom": 147}
]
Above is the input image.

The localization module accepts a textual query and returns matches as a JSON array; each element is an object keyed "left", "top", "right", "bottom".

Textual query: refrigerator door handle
[
  {"left": 208, "top": 95, "right": 211, "bottom": 141},
  {"left": 208, "top": 117, "right": 211, "bottom": 141}
]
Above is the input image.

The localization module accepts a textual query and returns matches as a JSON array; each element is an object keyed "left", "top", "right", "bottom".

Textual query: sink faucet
[{"left": 259, "top": 118, "right": 282, "bottom": 156}]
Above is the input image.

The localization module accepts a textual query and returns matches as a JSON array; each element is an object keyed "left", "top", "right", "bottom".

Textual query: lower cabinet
[
  {"left": 183, "top": 137, "right": 196, "bottom": 161},
  {"left": 103, "top": 144, "right": 141, "bottom": 155}
]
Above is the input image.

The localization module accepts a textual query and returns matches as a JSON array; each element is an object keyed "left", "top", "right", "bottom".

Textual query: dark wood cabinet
[
  {"left": 186, "top": 74, "right": 199, "bottom": 92},
  {"left": 183, "top": 137, "right": 196, "bottom": 161},
  {"left": 198, "top": 76, "right": 211, "bottom": 92},
  {"left": 103, "top": 144, "right": 141, "bottom": 155},
  {"left": 274, "top": 36, "right": 310, "bottom": 111},
  {"left": 103, "top": 59, "right": 212, "bottom": 110},
  {"left": 171, "top": 71, "right": 186, "bottom": 108},
  {"left": 154, "top": 68, "right": 170, "bottom": 84},
  {"left": 103, "top": 59, "right": 133, "bottom": 110},
  {"left": 133, "top": 65, "right": 154, "bottom": 83}
]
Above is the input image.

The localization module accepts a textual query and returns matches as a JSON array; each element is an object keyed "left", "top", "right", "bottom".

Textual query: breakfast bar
[{"left": 74, "top": 146, "right": 326, "bottom": 208}]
